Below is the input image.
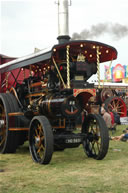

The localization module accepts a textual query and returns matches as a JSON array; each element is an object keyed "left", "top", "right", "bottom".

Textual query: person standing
[
  {"left": 100, "top": 103, "right": 112, "bottom": 129},
  {"left": 103, "top": 109, "right": 112, "bottom": 129}
]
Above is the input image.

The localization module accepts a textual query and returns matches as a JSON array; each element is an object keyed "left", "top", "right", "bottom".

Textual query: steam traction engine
[{"left": 0, "top": 40, "right": 118, "bottom": 164}]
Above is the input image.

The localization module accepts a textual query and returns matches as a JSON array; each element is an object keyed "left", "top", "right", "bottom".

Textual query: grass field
[{"left": 0, "top": 125, "right": 128, "bottom": 193}]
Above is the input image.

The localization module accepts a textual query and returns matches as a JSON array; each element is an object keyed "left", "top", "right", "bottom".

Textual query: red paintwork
[
  {"left": 0, "top": 54, "right": 30, "bottom": 92},
  {"left": 0, "top": 54, "right": 16, "bottom": 65}
]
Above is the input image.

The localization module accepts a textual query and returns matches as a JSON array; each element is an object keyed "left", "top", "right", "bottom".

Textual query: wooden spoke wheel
[
  {"left": 29, "top": 116, "right": 54, "bottom": 164},
  {"left": 0, "top": 93, "right": 20, "bottom": 153},
  {"left": 82, "top": 114, "right": 109, "bottom": 160},
  {"left": 100, "top": 88, "right": 113, "bottom": 102},
  {"left": 104, "top": 96, "right": 127, "bottom": 117}
]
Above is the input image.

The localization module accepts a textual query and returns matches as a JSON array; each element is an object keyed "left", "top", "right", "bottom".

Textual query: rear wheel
[
  {"left": 82, "top": 114, "right": 109, "bottom": 160},
  {"left": 29, "top": 116, "right": 54, "bottom": 164},
  {"left": 0, "top": 93, "right": 20, "bottom": 153}
]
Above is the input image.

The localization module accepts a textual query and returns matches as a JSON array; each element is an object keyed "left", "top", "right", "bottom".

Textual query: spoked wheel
[
  {"left": 29, "top": 116, "right": 54, "bottom": 164},
  {"left": 100, "top": 88, "right": 113, "bottom": 102},
  {"left": 82, "top": 114, "right": 109, "bottom": 160},
  {"left": 105, "top": 96, "right": 127, "bottom": 117},
  {"left": 0, "top": 93, "right": 20, "bottom": 153}
]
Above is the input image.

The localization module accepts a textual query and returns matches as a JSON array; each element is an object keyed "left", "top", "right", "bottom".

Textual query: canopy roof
[{"left": 0, "top": 40, "right": 117, "bottom": 73}]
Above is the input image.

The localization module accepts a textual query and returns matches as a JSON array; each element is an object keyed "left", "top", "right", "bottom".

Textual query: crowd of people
[{"left": 99, "top": 103, "right": 128, "bottom": 142}]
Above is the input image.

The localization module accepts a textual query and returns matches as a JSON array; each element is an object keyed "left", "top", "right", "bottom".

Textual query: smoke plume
[{"left": 71, "top": 23, "right": 128, "bottom": 40}]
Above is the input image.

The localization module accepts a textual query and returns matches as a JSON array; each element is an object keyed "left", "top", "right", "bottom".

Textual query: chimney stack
[{"left": 57, "top": 0, "right": 71, "bottom": 44}]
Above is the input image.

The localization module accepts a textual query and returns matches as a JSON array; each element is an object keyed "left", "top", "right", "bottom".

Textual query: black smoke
[{"left": 71, "top": 23, "right": 128, "bottom": 40}]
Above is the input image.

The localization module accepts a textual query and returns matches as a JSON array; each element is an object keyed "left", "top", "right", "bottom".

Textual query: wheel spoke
[
  {"left": 113, "top": 100, "right": 116, "bottom": 108},
  {"left": 0, "top": 136, "right": 6, "bottom": 146},
  {"left": 118, "top": 111, "right": 124, "bottom": 114},
  {"left": 96, "top": 140, "right": 101, "bottom": 151},
  {"left": 0, "top": 130, "right": 5, "bottom": 136},
  {"left": 118, "top": 105, "right": 124, "bottom": 108},
  {"left": 38, "top": 124, "right": 44, "bottom": 136},
  {"left": 116, "top": 100, "right": 119, "bottom": 107},
  {"left": 92, "top": 142, "right": 97, "bottom": 155},
  {"left": 108, "top": 104, "right": 113, "bottom": 109},
  {"left": 39, "top": 128, "right": 44, "bottom": 136},
  {"left": 94, "top": 134, "right": 101, "bottom": 154},
  {"left": 41, "top": 136, "right": 44, "bottom": 141},
  {"left": 37, "top": 144, "right": 45, "bottom": 153},
  {"left": 35, "top": 128, "right": 39, "bottom": 137}
]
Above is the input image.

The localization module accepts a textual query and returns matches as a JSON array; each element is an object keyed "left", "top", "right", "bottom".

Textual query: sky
[{"left": 0, "top": 0, "right": 128, "bottom": 79}]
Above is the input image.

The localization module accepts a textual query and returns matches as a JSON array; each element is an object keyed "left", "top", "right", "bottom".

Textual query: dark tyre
[
  {"left": 29, "top": 116, "right": 54, "bottom": 164},
  {"left": 82, "top": 114, "right": 109, "bottom": 160},
  {"left": 0, "top": 93, "right": 19, "bottom": 153},
  {"left": 104, "top": 96, "right": 127, "bottom": 117}
]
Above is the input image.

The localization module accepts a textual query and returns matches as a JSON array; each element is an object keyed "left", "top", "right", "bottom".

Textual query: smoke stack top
[{"left": 57, "top": 0, "right": 71, "bottom": 43}]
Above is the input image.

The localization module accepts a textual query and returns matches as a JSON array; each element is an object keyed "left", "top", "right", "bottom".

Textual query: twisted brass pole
[
  {"left": 96, "top": 46, "right": 100, "bottom": 88},
  {"left": 66, "top": 45, "right": 70, "bottom": 89}
]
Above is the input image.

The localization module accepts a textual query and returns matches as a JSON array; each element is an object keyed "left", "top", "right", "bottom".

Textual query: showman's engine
[{"left": 0, "top": 0, "right": 120, "bottom": 164}]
